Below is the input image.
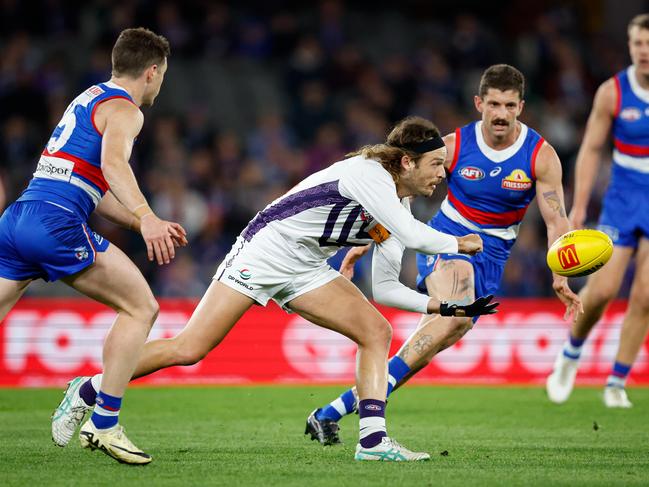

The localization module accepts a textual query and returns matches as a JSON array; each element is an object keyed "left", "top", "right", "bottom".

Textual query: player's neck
[
  {"left": 633, "top": 67, "right": 649, "bottom": 90},
  {"left": 481, "top": 121, "right": 521, "bottom": 151},
  {"left": 109, "top": 77, "right": 144, "bottom": 106}
]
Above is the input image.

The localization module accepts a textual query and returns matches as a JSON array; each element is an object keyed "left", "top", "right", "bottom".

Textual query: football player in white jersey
[
  {"left": 57, "top": 116, "right": 498, "bottom": 462},
  {"left": 308, "top": 65, "right": 580, "bottom": 446}
]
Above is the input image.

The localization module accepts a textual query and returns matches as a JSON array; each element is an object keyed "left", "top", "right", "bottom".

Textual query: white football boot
[
  {"left": 52, "top": 376, "right": 93, "bottom": 447},
  {"left": 546, "top": 351, "right": 580, "bottom": 404},
  {"left": 603, "top": 386, "right": 633, "bottom": 408},
  {"left": 79, "top": 420, "right": 152, "bottom": 465},
  {"left": 355, "top": 437, "right": 430, "bottom": 461}
]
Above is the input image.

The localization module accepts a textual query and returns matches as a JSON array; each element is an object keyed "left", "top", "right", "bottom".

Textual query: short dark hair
[
  {"left": 478, "top": 64, "right": 525, "bottom": 99},
  {"left": 628, "top": 13, "right": 649, "bottom": 33},
  {"left": 112, "top": 27, "right": 170, "bottom": 78}
]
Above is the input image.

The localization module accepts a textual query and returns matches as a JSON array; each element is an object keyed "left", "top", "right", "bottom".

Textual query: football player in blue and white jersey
[
  {"left": 547, "top": 14, "right": 649, "bottom": 408},
  {"left": 0, "top": 28, "right": 187, "bottom": 464},
  {"left": 60, "top": 116, "right": 499, "bottom": 462},
  {"left": 308, "top": 65, "right": 581, "bottom": 445}
]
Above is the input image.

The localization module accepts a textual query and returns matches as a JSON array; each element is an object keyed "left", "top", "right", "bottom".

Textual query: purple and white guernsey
[{"left": 240, "top": 155, "right": 458, "bottom": 265}]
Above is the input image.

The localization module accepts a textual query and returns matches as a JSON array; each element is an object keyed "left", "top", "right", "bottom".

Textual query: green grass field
[{"left": 1, "top": 385, "right": 648, "bottom": 486}]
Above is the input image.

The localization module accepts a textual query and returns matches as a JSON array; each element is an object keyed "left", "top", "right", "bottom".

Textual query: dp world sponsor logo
[
  {"left": 238, "top": 268, "right": 251, "bottom": 280},
  {"left": 459, "top": 166, "right": 485, "bottom": 180},
  {"left": 557, "top": 244, "right": 580, "bottom": 270}
]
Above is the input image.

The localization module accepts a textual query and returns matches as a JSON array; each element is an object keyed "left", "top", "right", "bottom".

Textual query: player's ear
[
  {"left": 518, "top": 99, "right": 525, "bottom": 116},
  {"left": 474, "top": 95, "right": 483, "bottom": 113},
  {"left": 146, "top": 64, "right": 157, "bottom": 82},
  {"left": 400, "top": 155, "right": 414, "bottom": 171}
]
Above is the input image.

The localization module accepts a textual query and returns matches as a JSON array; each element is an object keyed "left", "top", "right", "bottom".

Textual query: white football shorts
[{"left": 214, "top": 229, "right": 341, "bottom": 311}]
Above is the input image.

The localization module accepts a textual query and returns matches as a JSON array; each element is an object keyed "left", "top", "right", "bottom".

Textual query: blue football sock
[
  {"left": 317, "top": 389, "right": 357, "bottom": 421},
  {"left": 563, "top": 334, "right": 585, "bottom": 360},
  {"left": 607, "top": 361, "right": 631, "bottom": 388},
  {"left": 387, "top": 356, "right": 411, "bottom": 397},
  {"left": 316, "top": 356, "right": 412, "bottom": 422},
  {"left": 91, "top": 390, "right": 122, "bottom": 430}
]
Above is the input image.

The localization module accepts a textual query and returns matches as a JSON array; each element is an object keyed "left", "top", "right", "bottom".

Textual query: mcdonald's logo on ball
[
  {"left": 557, "top": 244, "right": 580, "bottom": 269},
  {"left": 547, "top": 229, "right": 613, "bottom": 277}
]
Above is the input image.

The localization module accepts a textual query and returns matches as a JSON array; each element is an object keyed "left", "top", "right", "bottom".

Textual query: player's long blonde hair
[{"left": 347, "top": 116, "right": 441, "bottom": 183}]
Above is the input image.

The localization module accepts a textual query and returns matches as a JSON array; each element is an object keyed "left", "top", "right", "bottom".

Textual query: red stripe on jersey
[
  {"left": 614, "top": 138, "right": 649, "bottom": 156},
  {"left": 43, "top": 149, "right": 109, "bottom": 193},
  {"left": 613, "top": 76, "right": 622, "bottom": 118},
  {"left": 447, "top": 188, "right": 528, "bottom": 226},
  {"left": 449, "top": 128, "right": 462, "bottom": 173},
  {"left": 91, "top": 95, "right": 137, "bottom": 135},
  {"left": 530, "top": 138, "right": 544, "bottom": 180}
]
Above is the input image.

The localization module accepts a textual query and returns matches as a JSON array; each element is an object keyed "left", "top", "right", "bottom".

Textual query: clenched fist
[{"left": 456, "top": 234, "right": 483, "bottom": 255}]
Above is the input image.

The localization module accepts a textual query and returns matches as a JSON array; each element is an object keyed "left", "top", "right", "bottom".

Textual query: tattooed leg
[{"left": 391, "top": 258, "right": 476, "bottom": 391}]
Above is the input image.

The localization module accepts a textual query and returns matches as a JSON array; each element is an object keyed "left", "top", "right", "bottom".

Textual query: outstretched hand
[
  {"left": 553, "top": 275, "right": 583, "bottom": 321},
  {"left": 439, "top": 294, "right": 499, "bottom": 317},
  {"left": 140, "top": 213, "right": 188, "bottom": 265},
  {"left": 457, "top": 234, "right": 483, "bottom": 255}
]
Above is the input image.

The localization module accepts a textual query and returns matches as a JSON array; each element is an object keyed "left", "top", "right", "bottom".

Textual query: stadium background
[{"left": 0, "top": 0, "right": 648, "bottom": 387}]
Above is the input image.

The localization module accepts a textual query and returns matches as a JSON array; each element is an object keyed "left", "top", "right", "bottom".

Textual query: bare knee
[
  {"left": 172, "top": 338, "right": 209, "bottom": 366},
  {"left": 121, "top": 293, "right": 160, "bottom": 328},
  {"left": 451, "top": 317, "right": 473, "bottom": 336},
  {"left": 628, "top": 287, "right": 649, "bottom": 316},
  {"left": 356, "top": 317, "right": 392, "bottom": 349},
  {"left": 583, "top": 283, "right": 617, "bottom": 308},
  {"left": 438, "top": 317, "right": 473, "bottom": 349}
]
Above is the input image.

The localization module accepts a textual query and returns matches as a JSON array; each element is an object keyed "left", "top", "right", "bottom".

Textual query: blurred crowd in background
[{"left": 0, "top": 0, "right": 641, "bottom": 298}]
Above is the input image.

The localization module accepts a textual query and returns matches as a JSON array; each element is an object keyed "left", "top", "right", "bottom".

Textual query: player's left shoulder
[{"left": 533, "top": 138, "right": 562, "bottom": 180}]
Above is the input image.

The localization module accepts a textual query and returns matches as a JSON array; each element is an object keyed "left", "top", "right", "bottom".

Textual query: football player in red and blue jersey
[
  {"left": 547, "top": 14, "right": 649, "bottom": 409},
  {"left": 307, "top": 64, "right": 581, "bottom": 445},
  {"left": 0, "top": 28, "right": 187, "bottom": 464}
]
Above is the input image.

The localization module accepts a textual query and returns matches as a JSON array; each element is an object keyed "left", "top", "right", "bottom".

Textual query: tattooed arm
[{"left": 535, "top": 142, "right": 582, "bottom": 320}]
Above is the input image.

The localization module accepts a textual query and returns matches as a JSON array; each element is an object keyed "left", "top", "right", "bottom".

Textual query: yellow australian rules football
[{"left": 546, "top": 229, "right": 613, "bottom": 277}]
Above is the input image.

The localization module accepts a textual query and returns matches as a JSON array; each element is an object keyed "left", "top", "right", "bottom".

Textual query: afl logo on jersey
[
  {"left": 501, "top": 169, "right": 532, "bottom": 191},
  {"left": 620, "top": 107, "right": 642, "bottom": 122},
  {"left": 459, "top": 166, "right": 485, "bottom": 180}
]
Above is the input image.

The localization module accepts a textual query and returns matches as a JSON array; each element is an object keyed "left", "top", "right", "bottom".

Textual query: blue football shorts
[
  {"left": 416, "top": 212, "right": 513, "bottom": 320},
  {"left": 0, "top": 200, "right": 109, "bottom": 282},
  {"left": 597, "top": 184, "right": 649, "bottom": 248}
]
